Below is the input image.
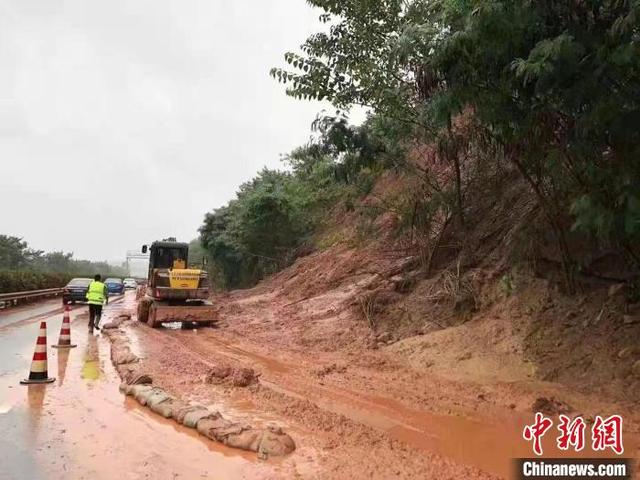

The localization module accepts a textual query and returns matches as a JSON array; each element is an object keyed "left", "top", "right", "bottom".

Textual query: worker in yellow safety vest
[{"left": 86, "top": 274, "right": 109, "bottom": 330}]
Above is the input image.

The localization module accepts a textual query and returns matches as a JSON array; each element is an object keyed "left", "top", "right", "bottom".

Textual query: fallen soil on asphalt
[{"left": 108, "top": 283, "right": 640, "bottom": 479}]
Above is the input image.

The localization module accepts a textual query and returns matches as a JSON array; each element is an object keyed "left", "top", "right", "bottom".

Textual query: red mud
[{"left": 106, "top": 284, "right": 640, "bottom": 479}]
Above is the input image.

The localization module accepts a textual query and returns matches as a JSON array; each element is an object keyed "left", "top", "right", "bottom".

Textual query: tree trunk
[
  {"left": 509, "top": 155, "right": 576, "bottom": 294},
  {"left": 446, "top": 122, "right": 465, "bottom": 229},
  {"left": 453, "top": 153, "right": 465, "bottom": 228}
]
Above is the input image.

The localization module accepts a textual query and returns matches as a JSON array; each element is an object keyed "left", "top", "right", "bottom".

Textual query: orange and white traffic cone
[
  {"left": 52, "top": 305, "right": 77, "bottom": 349},
  {"left": 20, "top": 321, "right": 55, "bottom": 384}
]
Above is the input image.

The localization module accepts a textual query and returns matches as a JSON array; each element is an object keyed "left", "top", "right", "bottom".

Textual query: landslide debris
[
  {"left": 205, "top": 364, "right": 259, "bottom": 387},
  {"left": 103, "top": 323, "right": 295, "bottom": 458}
]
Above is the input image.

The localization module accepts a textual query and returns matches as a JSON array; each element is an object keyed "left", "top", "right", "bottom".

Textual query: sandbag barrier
[
  {"left": 101, "top": 313, "right": 131, "bottom": 330},
  {"left": 102, "top": 324, "right": 296, "bottom": 459}
]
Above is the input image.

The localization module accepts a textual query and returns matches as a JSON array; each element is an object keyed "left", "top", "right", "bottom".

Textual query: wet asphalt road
[{"left": 0, "top": 292, "right": 269, "bottom": 480}]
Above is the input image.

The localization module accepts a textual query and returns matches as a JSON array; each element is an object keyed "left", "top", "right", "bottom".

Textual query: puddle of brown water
[
  {"left": 120, "top": 294, "right": 639, "bottom": 479},
  {"left": 263, "top": 377, "right": 638, "bottom": 479}
]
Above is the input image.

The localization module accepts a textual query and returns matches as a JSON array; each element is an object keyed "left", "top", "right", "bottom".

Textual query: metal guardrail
[{"left": 0, "top": 288, "right": 63, "bottom": 307}]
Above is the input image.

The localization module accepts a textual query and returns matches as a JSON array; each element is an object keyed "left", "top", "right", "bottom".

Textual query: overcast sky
[{"left": 0, "top": 1, "right": 347, "bottom": 262}]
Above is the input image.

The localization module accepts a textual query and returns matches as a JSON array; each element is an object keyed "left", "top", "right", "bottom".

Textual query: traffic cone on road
[
  {"left": 52, "top": 305, "right": 77, "bottom": 349},
  {"left": 20, "top": 321, "right": 56, "bottom": 385}
]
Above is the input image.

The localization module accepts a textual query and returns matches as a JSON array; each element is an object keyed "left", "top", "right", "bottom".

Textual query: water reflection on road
[
  {"left": 0, "top": 293, "right": 275, "bottom": 480},
  {"left": 81, "top": 332, "right": 101, "bottom": 382}
]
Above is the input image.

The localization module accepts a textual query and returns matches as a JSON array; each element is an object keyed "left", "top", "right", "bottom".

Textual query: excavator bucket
[
  {"left": 151, "top": 303, "right": 218, "bottom": 326},
  {"left": 137, "top": 297, "right": 218, "bottom": 327}
]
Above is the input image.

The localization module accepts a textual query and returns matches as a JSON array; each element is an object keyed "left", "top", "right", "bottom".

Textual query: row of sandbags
[
  {"left": 120, "top": 383, "right": 295, "bottom": 456},
  {"left": 104, "top": 326, "right": 295, "bottom": 458},
  {"left": 103, "top": 328, "right": 140, "bottom": 366}
]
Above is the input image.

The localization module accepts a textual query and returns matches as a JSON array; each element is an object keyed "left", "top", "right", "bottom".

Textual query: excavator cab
[
  {"left": 137, "top": 240, "right": 215, "bottom": 327},
  {"left": 145, "top": 242, "right": 192, "bottom": 287},
  {"left": 149, "top": 244, "right": 187, "bottom": 270}
]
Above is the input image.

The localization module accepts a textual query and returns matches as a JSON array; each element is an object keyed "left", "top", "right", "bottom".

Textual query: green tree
[
  {"left": 36, "top": 251, "right": 74, "bottom": 272},
  {"left": 273, "top": 0, "right": 640, "bottom": 289},
  {"left": 199, "top": 113, "right": 403, "bottom": 289},
  {"left": 0, "top": 235, "right": 43, "bottom": 269},
  {"left": 200, "top": 205, "right": 247, "bottom": 288},
  {"left": 188, "top": 238, "right": 207, "bottom": 265},
  {"left": 0, "top": 234, "right": 127, "bottom": 291}
]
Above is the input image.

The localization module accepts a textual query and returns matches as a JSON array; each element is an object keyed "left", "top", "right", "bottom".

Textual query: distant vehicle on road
[
  {"left": 104, "top": 278, "right": 125, "bottom": 295},
  {"left": 123, "top": 278, "right": 137, "bottom": 289},
  {"left": 62, "top": 278, "right": 92, "bottom": 305}
]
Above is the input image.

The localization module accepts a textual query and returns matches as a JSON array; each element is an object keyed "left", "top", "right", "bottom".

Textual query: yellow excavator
[{"left": 136, "top": 239, "right": 217, "bottom": 327}]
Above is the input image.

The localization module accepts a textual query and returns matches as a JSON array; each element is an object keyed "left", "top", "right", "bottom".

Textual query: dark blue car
[
  {"left": 104, "top": 277, "right": 124, "bottom": 295},
  {"left": 62, "top": 277, "right": 92, "bottom": 304}
]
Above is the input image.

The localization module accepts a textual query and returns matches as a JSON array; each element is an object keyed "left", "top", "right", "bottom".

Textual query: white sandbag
[
  {"left": 146, "top": 389, "right": 172, "bottom": 408},
  {"left": 129, "top": 384, "right": 153, "bottom": 398},
  {"left": 257, "top": 429, "right": 296, "bottom": 456},
  {"left": 183, "top": 408, "right": 215, "bottom": 429},
  {"left": 174, "top": 404, "right": 206, "bottom": 425},
  {"left": 150, "top": 398, "right": 175, "bottom": 418},
  {"left": 134, "top": 386, "right": 158, "bottom": 405},
  {"left": 225, "top": 429, "right": 262, "bottom": 452},
  {"left": 195, "top": 415, "right": 229, "bottom": 439}
]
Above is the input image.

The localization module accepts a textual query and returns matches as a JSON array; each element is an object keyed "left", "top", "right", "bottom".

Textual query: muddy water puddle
[
  {"left": 121, "top": 295, "right": 638, "bottom": 478},
  {"left": 265, "top": 378, "right": 639, "bottom": 478},
  {"left": 182, "top": 332, "right": 637, "bottom": 479}
]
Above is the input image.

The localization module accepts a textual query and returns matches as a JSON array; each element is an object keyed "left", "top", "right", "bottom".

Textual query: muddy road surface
[
  {"left": 0, "top": 293, "right": 278, "bottom": 480},
  {"left": 119, "top": 288, "right": 640, "bottom": 479},
  {"left": 2, "top": 292, "right": 637, "bottom": 479}
]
